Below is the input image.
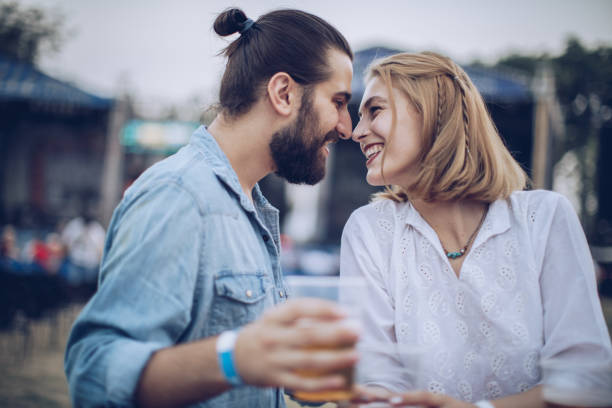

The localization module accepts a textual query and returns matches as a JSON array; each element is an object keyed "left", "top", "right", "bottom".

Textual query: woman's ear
[{"left": 266, "top": 72, "right": 299, "bottom": 117}]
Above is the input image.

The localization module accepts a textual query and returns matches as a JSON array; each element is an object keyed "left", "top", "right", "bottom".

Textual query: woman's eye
[{"left": 370, "top": 106, "right": 381, "bottom": 116}]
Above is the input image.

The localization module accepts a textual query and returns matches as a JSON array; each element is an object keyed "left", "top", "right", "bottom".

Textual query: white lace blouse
[{"left": 340, "top": 190, "right": 612, "bottom": 402}]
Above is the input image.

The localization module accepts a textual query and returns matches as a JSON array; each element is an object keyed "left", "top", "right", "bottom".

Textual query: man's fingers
[
  {"left": 285, "top": 319, "right": 360, "bottom": 348},
  {"left": 273, "top": 347, "right": 359, "bottom": 373},
  {"left": 236, "top": 299, "right": 361, "bottom": 392},
  {"left": 259, "top": 299, "right": 360, "bottom": 350},
  {"left": 262, "top": 298, "right": 347, "bottom": 325},
  {"left": 281, "top": 371, "right": 348, "bottom": 393}
]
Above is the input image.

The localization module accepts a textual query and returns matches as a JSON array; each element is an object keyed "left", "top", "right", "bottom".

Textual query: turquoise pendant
[{"left": 446, "top": 248, "right": 466, "bottom": 259}]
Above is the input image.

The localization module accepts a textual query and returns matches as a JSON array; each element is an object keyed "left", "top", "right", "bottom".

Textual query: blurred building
[{"left": 0, "top": 54, "right": 114, "bottom": 228}]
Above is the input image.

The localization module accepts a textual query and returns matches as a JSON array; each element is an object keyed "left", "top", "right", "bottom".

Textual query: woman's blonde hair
[{"left": 368, "top": 51, "right": 528, "bottom": 203}]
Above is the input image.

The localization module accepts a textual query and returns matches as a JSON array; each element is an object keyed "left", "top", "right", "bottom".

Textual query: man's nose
[{"left": 336, "top": 108, "right": 352, "bottom": 140}]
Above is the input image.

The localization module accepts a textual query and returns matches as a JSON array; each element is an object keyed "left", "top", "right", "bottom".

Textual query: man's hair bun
[{"left": 214, "top": 8, "right": 249, "bottom": 36}]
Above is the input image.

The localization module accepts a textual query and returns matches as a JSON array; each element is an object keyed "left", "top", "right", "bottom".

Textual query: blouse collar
[{"left": 399, "top": 197, "right": 512, "bottom": 249}]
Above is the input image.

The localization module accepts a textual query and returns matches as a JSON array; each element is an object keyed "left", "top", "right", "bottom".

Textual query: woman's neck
[
  {"left": 411, "top": 198, "right": 489, "bottom": 275},
  {"left": 411, "top": 199, "right": 485, "bottom": 228}
]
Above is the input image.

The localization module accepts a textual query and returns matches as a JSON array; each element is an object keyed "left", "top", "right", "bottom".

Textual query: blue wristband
[{"left": 216, "top": 330, "right": 243, "bottom": 386}]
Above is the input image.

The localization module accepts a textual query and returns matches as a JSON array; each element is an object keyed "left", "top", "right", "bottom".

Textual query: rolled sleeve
[
  {"left": 106, "top": 339, "right": 166, "bottom": 405},
  {"left": 65, "top": 181, "right": 203, "bottom": 407},
  {"left": 537, "top": 194, "right": 612, "bottom": 388}
]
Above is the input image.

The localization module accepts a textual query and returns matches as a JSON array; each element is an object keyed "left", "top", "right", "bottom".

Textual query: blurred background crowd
[
  {"left": 0, "top": 0, "right": 611, "bottom": 406},
  {"left": 1, "top": 216, "right": 102, "bottom": 329}
]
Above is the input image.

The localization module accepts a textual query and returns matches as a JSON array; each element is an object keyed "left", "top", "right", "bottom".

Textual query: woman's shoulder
[
  {"left": 509, "top": 189, "right": 573, "bottom": 209},
  {"left": 342, "top": 199, "right": 408, "bottom": 255},
  {"left": 506, "top": 189, "right": 577, "bottom": 225},
  {"left": 344, "top": 198, "right": 408, "bottom": 233},
  {"left": 349, "top": 198, "right": 407, "bottom": 221}
]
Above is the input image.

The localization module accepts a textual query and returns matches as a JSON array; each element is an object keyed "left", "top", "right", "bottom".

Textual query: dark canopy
[{"left": 0, "top": 54, "right": 113, "bottom": 110}]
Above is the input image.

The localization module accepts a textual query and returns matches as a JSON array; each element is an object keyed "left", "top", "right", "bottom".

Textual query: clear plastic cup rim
[{"left": 285, "top": 275, "right": 366, "bottom": 287}]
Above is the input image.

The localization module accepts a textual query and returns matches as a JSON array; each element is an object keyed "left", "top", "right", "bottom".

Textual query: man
[{"left": 65, "top": 7, "right": 357, "bottom": 408}]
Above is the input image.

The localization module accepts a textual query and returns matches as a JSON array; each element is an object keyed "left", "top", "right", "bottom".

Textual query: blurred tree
[
  {"left": 495, "top": 38, "right": 612, "bottom": 243},
  {"left": 0, "top": 1, "right": 64, "bottom": 63}
]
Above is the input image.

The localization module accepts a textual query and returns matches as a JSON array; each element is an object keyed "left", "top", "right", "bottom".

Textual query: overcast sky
[{"left": 20, "top": 0, "right": 612, "bottom": 113}]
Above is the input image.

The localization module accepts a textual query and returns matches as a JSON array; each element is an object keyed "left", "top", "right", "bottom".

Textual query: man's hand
[{"left": 234, "top": 298, "right": 360, "bottom": 392}]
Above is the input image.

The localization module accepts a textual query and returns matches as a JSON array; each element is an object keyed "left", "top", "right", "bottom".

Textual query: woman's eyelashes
[
  {"left": 358, "top": 102, "right": 384, "bottom": 122},
  {"left": 369, "top": 105, "right": 381, "bottom": 118}
]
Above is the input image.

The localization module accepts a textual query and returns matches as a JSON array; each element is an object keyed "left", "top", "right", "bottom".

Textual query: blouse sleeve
[
  {"left": 536, "top": 193, "right": 612, "bottom": 392},
  {"left": 340, "top": 209, "right": 412, "bottom": 391}
]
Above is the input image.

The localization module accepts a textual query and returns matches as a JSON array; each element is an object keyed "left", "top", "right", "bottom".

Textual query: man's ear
[{"left": 266, "top": 72, "right": 299, "bottom": 117}]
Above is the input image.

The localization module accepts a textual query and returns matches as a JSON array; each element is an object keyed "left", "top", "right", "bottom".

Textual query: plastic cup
[
  {"left": 285, "top": 276, "right": 422, "bottom": 405},
  {"left": 285, "top": 275, "right": 365, "bottom": 402}
]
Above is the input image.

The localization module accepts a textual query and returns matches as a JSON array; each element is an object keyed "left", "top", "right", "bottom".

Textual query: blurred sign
[{"left": 120, "top": 120, "right": 199, "bottom": 153}]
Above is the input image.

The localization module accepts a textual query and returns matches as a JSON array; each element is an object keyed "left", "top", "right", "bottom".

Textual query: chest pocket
[{"left": 210, "top": 272, "right": 270, "bottom": 332}]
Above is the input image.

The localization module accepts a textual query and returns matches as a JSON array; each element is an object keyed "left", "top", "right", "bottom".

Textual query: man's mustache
[{"left": 323, "top": 130, "right": 340, "bottom": 145}]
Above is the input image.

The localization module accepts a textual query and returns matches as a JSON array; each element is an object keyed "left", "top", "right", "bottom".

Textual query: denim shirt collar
[
  {"left": 190, "top": 125, "right": 276, "bottom": 215},
  {"left": 190, "top": 126, "right": 281, "bottom": 251}
]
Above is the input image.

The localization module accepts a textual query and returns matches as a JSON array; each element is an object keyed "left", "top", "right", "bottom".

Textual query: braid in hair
[
  {"left": 452, "top": 74, "right": 471, "bottom": 155},
  {"left": 435, "top": 75, "right": 445, "bottom": 139}
]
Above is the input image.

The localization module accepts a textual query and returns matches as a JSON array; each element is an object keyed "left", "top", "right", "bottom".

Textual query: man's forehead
[{"left": 320, "top": 49, "right": 353, "bottom": 94}]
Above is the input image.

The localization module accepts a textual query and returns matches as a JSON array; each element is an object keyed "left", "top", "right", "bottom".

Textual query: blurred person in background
[
  {"left": 23, "top": 233, "right": 50, "bottom": 274},
  {"left": 1, "top": 225, "right": 19, "bottom": 260},
  {"left": 341, "top": 52, "right": 612, "bottom": 408},
  {"left": 61, "top": 215, "right": 105, "bottom": 285},
  {"left": 65, "top": 7, "right": 359, "bottom": 408},
  {"left": 44, "top": 232, "right": 66, "bottom": 275},
  {"left": 0, "top": 225, "right": 20, "bottom": 270},
  {"left": 23, "top": 232, "right": 66, "bottom": 275}
]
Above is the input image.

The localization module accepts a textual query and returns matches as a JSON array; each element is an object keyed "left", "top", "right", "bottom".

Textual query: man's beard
[{"left": 269, "top": 90, "right": 339, "bottom": 185}]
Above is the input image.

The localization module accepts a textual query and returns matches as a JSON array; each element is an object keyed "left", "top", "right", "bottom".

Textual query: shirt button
[
  {"left": 245, "top": 289, "right": 252, "bottom": 298},
  {"left": 262, "top": 235, "right": 269, "bottom": 242}
]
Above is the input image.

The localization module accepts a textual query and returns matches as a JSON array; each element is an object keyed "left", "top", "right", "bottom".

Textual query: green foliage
[
  {"left": 495, "top": 53, "right": 546, "bottom": 76},
  {"left": 495, "top": 37, "right": 612, "bottom": 116},
  {"left": 494, "top": 37, "right": 612, "bottom": 239},
  {"left": 0, "top": 1, "right": 64, "bottom": 63},
  {"left": 554, "top": 38, "right": 612, "bottom": 107},
  {"left": 493, "top": 37, "right": 612, "bottom": 151}
]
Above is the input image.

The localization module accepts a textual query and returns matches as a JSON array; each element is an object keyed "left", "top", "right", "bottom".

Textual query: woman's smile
[{"left": 363, "top": 143, "right": 384, "bottom": 166}]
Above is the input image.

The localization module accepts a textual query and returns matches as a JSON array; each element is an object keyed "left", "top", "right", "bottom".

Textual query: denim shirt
[{"left": 65, "top": 126, "right": 288, "bottom": 408}]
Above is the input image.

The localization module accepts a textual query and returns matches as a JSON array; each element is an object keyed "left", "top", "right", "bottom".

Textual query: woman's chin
[{"left": 366, "top": 173, "right": 385, "bottom": 187}]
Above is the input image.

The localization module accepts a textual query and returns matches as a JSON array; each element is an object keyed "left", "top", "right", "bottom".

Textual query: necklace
[{"left": 442, "top": 206, "right": 488, "bottom": 260}]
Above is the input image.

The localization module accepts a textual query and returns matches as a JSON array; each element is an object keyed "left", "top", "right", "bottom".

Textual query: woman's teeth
[{"left": 365, "top": 144, "right": 384, "bottom": 159}]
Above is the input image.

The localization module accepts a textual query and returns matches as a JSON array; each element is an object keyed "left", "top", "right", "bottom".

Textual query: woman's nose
[{"left": 351, "top": 119, "right": 367, "bottom": 142}]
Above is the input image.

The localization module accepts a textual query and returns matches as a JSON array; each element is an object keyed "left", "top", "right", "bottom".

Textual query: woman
[{"left": 340, "top": 52, "right": 612, "bottom": 407}]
